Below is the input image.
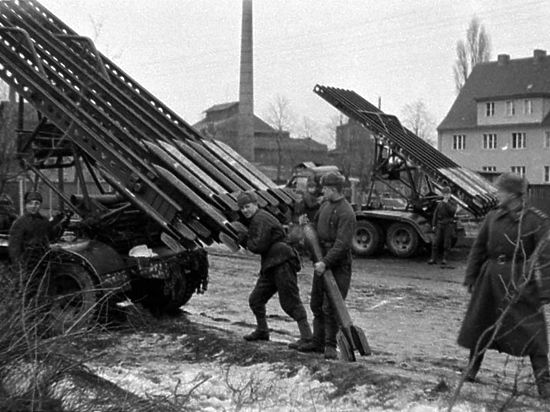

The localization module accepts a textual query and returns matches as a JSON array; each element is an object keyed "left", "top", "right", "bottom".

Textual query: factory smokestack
[{"left": 238, "top": 0, "right": 254, "bottom": 161}]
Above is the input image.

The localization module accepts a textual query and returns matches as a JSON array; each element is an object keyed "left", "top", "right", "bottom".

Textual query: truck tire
[
  {"left": 386, "top": 223, "right": 419, "bottom": 258},
  {"left": 38, "top": 261, "right": 98, "bottom": 335},
  {"left": 137, "top": 273, "right": 200, "bottom": 316},
  {"left": 352, "top": 220, "right": 383, "bottom": 257}
]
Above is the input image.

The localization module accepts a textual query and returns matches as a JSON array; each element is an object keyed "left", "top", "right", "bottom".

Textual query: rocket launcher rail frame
[
  {"left": 0, "top": 0, "right": 296, "bottom": 249},
  {"left": 313, "top": 85, "right": 498, "bottom": 217},
  {"left": 13, "top": 0, "right": 293, "bottom": 207}
]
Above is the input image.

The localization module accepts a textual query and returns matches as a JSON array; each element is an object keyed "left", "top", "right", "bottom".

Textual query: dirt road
[{"left": 75, "top": 246, "right": 550, "bottom": 411}]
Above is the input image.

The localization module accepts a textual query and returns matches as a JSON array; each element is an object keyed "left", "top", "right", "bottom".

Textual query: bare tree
[
  {"left": 264, "top": 95, "right": 295, "bottom": 134},
  {"left": 88, "top": 15, "right": 124, "bottom": 60},
  {"left": 264, "top": 95, "right": 296, "bottom": 183},
  {"left": 453, "top": 16, "right": 491, "bottom": 93},
  {"left": 297, "top": 116, "right": 320, "bottom": 140},
  {"left": 401, "top": 100, "right": 436, "bottom": 146}
]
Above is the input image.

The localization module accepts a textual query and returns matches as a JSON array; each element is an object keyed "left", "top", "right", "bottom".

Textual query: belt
[{"left": 490, "top": 254, "right": 523, "bottom": 265}]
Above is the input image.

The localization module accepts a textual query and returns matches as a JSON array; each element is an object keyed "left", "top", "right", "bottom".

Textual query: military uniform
[
  {"left": 429, "top": 198, "right": 457, "bottom": 264},
  {"left": 302, "top": 191, "right": 320, "bottom": 222},
  {"left": 457, "top": 202, "right": 550, "bottom": 394},
  {"left": 309, "top": 194, "right": 356, "bottom": 350},
  {"left": 8, "top": 212, "right": 59, "bottom": 267},
  {"left": 239, "top": 196, "right": 311, "bottom": 343}
]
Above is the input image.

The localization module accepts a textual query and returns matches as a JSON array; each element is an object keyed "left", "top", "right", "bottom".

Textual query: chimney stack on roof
[
  {"left": 533, "top": 49, "right": 547, "bottom": 63},
  {"left": 497, "top": 54, "right": 510, "bottom": 66}
]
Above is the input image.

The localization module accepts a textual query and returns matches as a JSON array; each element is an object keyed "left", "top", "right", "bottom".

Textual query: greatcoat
[{"left": 457, "top": 204, "right": 550, "bottom": 356}]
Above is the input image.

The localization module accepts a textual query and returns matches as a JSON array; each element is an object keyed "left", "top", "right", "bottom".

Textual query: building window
[
  {"left": 545, "top": 131, "right": 550, "bottom": 148},
  {"left": 485, "top": 102, "right": 494, "bottom": 117},
  {"left": 482, "top": 166, "right": 496, "bottom": 172},
  {"left": 524, "top": 99, "right": 533, "bottom": 115},
  {"left": 506, "top": 100, "right": 515, "bottom": 116},
  {"left": 545, "top": 166, "right": 550, "bottom": 183},
  {"left": 452, "top": 134, "right": 465, "bottom": 150},
  {"left": 483, "top": 133, "right": 497, "bottom": 149},
  {"left": 510, "top": 166, "right": 526, "bottom": 177},
  {"left": 512, "top": 132, "right": 526, "bottom": 149}
]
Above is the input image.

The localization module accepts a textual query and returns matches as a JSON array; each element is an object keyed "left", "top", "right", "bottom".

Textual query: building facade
[
  {"left": 194, "top": 102, "right": 329, "bottom": 183},
  {"left": 330, "top": 119, "right": 375, "bottom": 184},
  {"left": 438, "top": 49, "right": 550, "bottom": 184}
]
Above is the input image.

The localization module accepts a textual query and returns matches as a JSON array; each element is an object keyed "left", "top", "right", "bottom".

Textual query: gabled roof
[{"left": 438, "top": 52, "right": 550, "bottom": 131}]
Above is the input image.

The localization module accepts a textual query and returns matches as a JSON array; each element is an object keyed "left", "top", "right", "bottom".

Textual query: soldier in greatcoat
[
  {"left": 457, "top": 173, "right": 550, "bottom": 398},
  {"left": 236, "top": 191, "right": 313, "bottom": 347},
  {"left": 297, "top": 173, "right": 356, "bottom": 360}
]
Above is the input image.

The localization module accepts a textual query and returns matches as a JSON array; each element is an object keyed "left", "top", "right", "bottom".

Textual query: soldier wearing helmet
[
  {"left": 298, "top": 173, "right": 356, "bottom": 360},
  {"left": 428, "top": 185, "right": 457, "bottom": 265},
  {"left": 457, "top": 172, "right": 550, "bottom": 398}
]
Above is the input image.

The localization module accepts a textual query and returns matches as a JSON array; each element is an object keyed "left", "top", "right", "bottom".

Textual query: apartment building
[{"left": 438, "top": 49, "right": 550, "bottom": 184}]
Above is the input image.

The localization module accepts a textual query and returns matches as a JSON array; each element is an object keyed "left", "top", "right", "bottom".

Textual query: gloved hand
[
  {"left": 314, "top": 261, "right": 326, "bottom": 276},
  {"left": 236, "top": 229, "right": 248, "bottom": 244}
]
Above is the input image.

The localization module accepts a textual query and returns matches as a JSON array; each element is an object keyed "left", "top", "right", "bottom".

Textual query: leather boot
[
  {"left": 244, "top": 317, "right": 269, "bottom": 341},
  {"left": 297, "top": 316, "right": 324, "bottom": 353},
  {"left": 531, "top": 354, "right": 550, "bottom": 399},
  {"left": 428, "top": 247, "right": 437, "bottom": 264},
  {"left": 289, "top": 319, "right": 313, "bottom": 349},
  {"left": 441, "top": 251, "right": 448, "bottom": 266},
  {"left": 464, "top": 349, "right": 484, "bottom": 382}
]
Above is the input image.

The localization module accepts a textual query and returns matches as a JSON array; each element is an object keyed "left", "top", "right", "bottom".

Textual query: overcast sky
[{"left": 40, "top": 0, "right": 549, "bottom": 144}]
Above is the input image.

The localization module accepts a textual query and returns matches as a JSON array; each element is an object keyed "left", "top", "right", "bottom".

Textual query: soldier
[
  {"left": 302, "top": 180, "right": 321, "bottom": 222},
  {"left": 237, "top": 191, "right": 313, "bottom": 348},
  {"left": 9, "top": 191, "right": 67, "bottom": 268},
  {"left": 457, "top": 173, "right": 550, "bottom": 398},
  {"left": 428, "top": 186, "right": 457, "bottom": 265},
  {"left": 298, "top": 173, "right": 356, "bottom": 359}
]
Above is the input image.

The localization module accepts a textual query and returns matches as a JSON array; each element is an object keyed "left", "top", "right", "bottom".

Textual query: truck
[
  {"left": 0, "top": 0, "right": 294, "bottom": 332},
  {"left": 306, "top": 86, "right": 498, "bottom": 258}
]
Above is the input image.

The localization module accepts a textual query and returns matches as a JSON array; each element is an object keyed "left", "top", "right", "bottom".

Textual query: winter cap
[
  {"left": 320, "top": 173, "right": 344, "bottom": 189},
  {"left": 237, "top": 191, "right": 258, "bottom": 208},
  {"left": 495, "top": 172, "right": 527, "bottom": 196},
  {"left": 24, "top": 191, "right": 43, "bottom": 203}
]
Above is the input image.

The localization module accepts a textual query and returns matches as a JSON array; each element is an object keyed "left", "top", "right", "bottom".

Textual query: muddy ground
[{"left": 70, "top": 244, "right": 550, "bottom": 411}]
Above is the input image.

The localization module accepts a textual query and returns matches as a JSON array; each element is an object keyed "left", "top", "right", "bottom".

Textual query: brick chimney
[
  {"left": 497, "top": 54, "right": 510, "bottom": 66},
  {"left": 534, "top": 49, "right": 547, "bottom": 63},
  {"left": 238, "top": 0, "right": 255, "bottom": 162}
]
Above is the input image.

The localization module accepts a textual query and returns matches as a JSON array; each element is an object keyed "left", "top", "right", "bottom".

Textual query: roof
[
  {"left": 194, "top": 113, "right": 278, "bottom": 134},
  {"left": 203, "top": 101, "right": 239, "bottom": 113},
  {"left": 438, "top": 52, "right": 550, "bottom": 131}
]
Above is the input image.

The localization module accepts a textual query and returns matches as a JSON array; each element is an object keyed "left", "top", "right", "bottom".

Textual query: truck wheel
[
  {"left": 137, "top": 274, "right": 200, "bottom": 316},
  {"left": 386, "top": 223, "right": 419, "bottom": 258},
  {"left": 352, "top": 220, "right": 383, "bottom": 257},
  {"left": 38, "top": 262, "right": 98, "bottom": 335}
]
